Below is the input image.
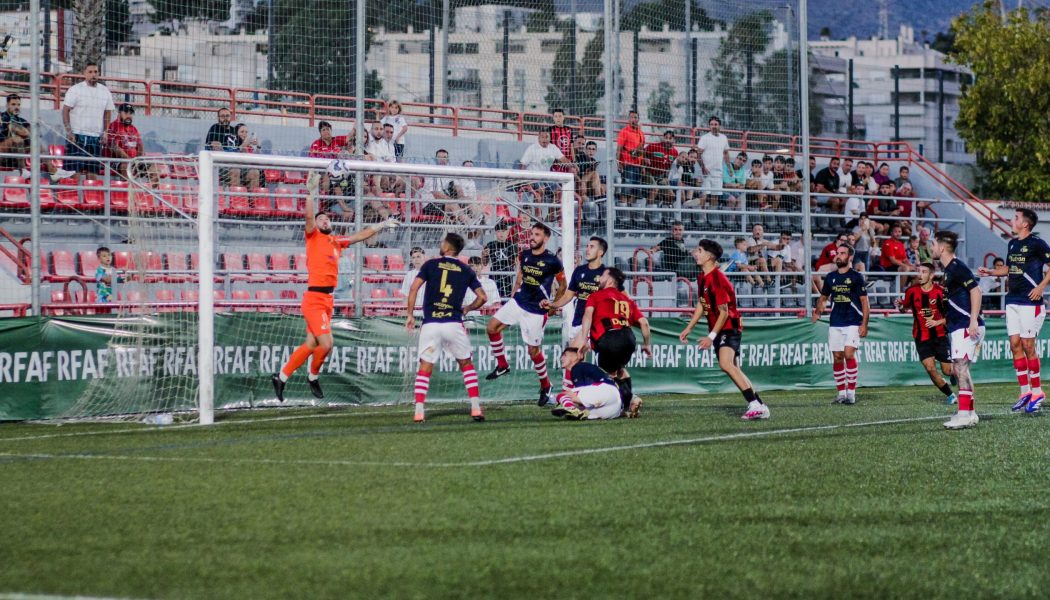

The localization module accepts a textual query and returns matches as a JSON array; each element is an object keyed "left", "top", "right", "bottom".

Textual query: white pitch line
[
  {"left": 0, "top": 414, "right": 959, "bottom": 469},
  {"left": 0, "top": 594, "right": 148, "bottom": 600}
]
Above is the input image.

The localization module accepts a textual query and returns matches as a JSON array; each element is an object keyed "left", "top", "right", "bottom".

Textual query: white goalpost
[{"left": 196, "top": 151, "right": 577, "bottom": 425}]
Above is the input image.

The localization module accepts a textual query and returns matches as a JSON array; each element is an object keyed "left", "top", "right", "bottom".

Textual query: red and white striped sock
[
  {"left": 1028, "top": 357, "right": 1042, "bottom": 393},
  {"left": 556, "top": 391, "right": 576, "bottom": 409},
  {"left": 414, "top": 371, "right": 431, "bottom": 404},
  {"left": 461, "top": 363, "right": 480, "bottom": 399},
  {"left": 833, "top": 361, "right": 847, "bottom": 394},
  {"left": 488, "top": 332, "right": 509, "bottom": 370},
  {"left": 1014, "top": 358, "right": 1030, "bottom": 394},
  {"left": 531, "top": 351, "right": 551, "bottom": 389},
  {"left": 958, "top": 389, "right": 974, "bottom": 411},
  {"left": 845, "top": 357, "right": 858, "bottom": 392},
  {"left": 562, "top": 369, "right": 574, "bottom": 393}
]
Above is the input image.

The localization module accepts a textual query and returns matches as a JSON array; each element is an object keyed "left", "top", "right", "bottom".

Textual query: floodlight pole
[
  {"left": 799, "top": 0, "right": 814, "bottom": 318},
  {"left": 353, "top": 0, "right": 365, "bottom": 318},
  {"left": 30, "top": 0, "right": 41, "bottom": 317}
]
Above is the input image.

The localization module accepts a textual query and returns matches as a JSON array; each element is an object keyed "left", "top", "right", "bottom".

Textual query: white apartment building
[{"left": 811, "top": 25, "right": 974, "bottom": 164}]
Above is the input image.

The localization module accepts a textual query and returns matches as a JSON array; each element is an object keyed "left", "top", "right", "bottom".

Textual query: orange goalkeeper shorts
[{"left": 301, "top": 290, "right": 334, "bottom": 337}]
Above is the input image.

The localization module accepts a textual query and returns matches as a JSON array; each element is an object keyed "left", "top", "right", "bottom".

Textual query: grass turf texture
[{"left": 0, "top": 383, "right": 1047, "bottom": 599}]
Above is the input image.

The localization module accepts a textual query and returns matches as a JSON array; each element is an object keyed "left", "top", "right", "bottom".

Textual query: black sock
[
  {"left": 742, "top": 387, "right": 756, "bottom": 403},
  {"left": 939, "top": 383, "right": 953, "bottom": 397}
]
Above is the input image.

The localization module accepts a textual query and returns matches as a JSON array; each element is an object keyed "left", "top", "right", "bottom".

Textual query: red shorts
[{"left": 302, "top": 290, "right": 334, "bottom": 337}]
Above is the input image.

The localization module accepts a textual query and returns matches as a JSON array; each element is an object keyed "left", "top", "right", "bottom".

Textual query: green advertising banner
[{"left": 0, "top": 313, "right": 1041, "bottom": 421}]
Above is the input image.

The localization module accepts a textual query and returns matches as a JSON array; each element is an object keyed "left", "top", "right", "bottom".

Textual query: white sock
[
  {"left": 470, "top": 398, "right": 480, "bottom": 411},
  {"left": 278, "top": 372, "right": 289, "bottom": 383},
  {"left": 307, "top": 372, "right": 319, "bottom": 382}
]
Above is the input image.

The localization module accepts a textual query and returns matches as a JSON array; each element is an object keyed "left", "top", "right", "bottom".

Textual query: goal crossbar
[{"left": 196, "top": 150, "right": 577, "bottom": 425}]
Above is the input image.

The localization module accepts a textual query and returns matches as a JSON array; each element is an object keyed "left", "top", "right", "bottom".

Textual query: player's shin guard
[
  {"left": 414, "top": 371, "right": 431, "bottom": 404},
  {"left": 281, "top": 344, "right": 312, "bottom": 380},
  {"left": 488, "top": 332, "right": 509, "bottom": 370},
  {"left": 1028, "top": 357, "right": 1042, "bottom": 392},
  {"left": 845, "top": 357, "right": 858, "bottom": 391},
  {"left": 309, "top": 346, "right": 330, "bottom": 376},
  {"left": 1014, "top": 358, "right": 1030, "bottom": 393},
  {"left": 531, "top": 351, "right": 551, "bottom": 389},
  {"left": 833, "top": 360, "right": 847, "bottom": 394},
  {"left": 958, "top": 389, "right": 974, "bottom": 411}
]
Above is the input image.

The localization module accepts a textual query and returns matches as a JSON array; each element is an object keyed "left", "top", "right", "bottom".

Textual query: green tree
[
  {"left": 703, "top": 10, "right": 774, "bottom": 131},
  {"left": 73, "top": 0, "right": 105, "bottom": 70},
  {"left": 950, "top": 1, "right": 1050, "bottom": 201},
  {"left": 756, "top": 48, "right": 823, "bottom": 136},
  {"left": 647, "top": 81, "right": 674, "bottom": 124},
  {"left": 621, "top": 0, "right": 722, "bottom": 32}
]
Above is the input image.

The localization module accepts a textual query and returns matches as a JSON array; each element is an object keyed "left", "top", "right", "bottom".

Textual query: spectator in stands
[
  {"left": 62, "top": 63, "right": 115, "bottom": 181},
  {"left": 879, "top": 224, "right": 914, "bottom": 272},
  {"left": 816, "top": 232, "right": 849, "bottom": 270},
  {"left": 726, "top": 237, "right": 760, "bottom": 286},
  {"left": 414, "top": 148, "right": 460, "bottom": 220},
  {"left": 837, "top": 158, "right": 855, "bottom": 193},
  {"left": 980, "top": 257, "right": 1006, "bottom": 310},
  {"left": 905, "top": 235, "right": 924, "bottom": 266},
  {"left": 873, "top": 162, "right": 893, "bottom": 186},
  {"left": 643, "top": 130, "right": 678, "bottom": 207},
  {"left": 773, "top": 231, "right": 804, "bottom": 275},
  {"left": 465, "top": 255, "right": 501, "bottom": 308},
  {"left": 917, "top": 227, "right": 934, "bottom": 262},
  {"left": 520, "top": 130, "right": 573, "bottom": 215},
  {"left": 697, "top": 115, "right": 730, "bottom": 207},
  {"left": 670, "top": 148, "right": 702, "bottom": 207},
  {"left": 575, "top": 140, "right": 604, "bottom": 199},
  {"left": 651, "top": 221, "right": 698, "bottom": 279},
  {"left": 851, "top": 213, "right": 878, "bottom": 269},
  {"left": 400, "top": 247, "right": 427, "bottom": 299},
  {"left": 616, "top": 109, "right": 646, "bottom": 207},
  {"left": 870, "top": 182, "right": 901, "bottom": 229},
  {"left": 745, "top": 158, "right": 770, "bottom": 210},
  {"left": 895, "top": 165, "right": 912, "bottom": 189},
  {"left": 204, "top": 108, "right": 238, "bottom": 185},
  {"left": 229, "top": 123, "right": 262, "bottom": 189},
  {"left": 779, "top": 158, "right": 803, "bottom": 209},
  {"left": 861, "top": 162, "right": 879, "bottom": 193},
  {"left": 746, "top": 223, "right": 782, "bottom": 286},
  {"left": 380, "top": 100, "right": 409, "bottom": 159},
  {"left": 549, "top": 107, "right": 575, "bottom": 176},
  {"left": 94, "top": 246, "right": 122, "bottom": 304},
  {"left": 105, "top": 103, "right": 159, "bottom": 186},
  {"left": 0, "top": 94, "right": 67, "bottom": 177},
  {"left": 813, "top": 156, "right": 843, "bottom": 213},
  {"left": 483, "top": 219, "right": 516, "bottom": 298},
  {"left": 843, "top": 182, "right": 866, "bottom": 225},
  {"left": 722, "top": 151, "right": 748, "bottom": 209},
  {"left": 796, "top": 156, "right": 817, "bottom": 191},
  {"left": 309, "top": 121, "right": 347, "bottom": 194}
]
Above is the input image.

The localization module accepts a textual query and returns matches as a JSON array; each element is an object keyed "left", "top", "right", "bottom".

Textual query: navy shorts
[{"left": 66, "top": 135, "right": 103, "bottom": 174}]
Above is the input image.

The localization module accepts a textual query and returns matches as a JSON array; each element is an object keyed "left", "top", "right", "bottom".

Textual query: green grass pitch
[{"left": 0, "top": 383, "right": 1047, "bottom": 599}]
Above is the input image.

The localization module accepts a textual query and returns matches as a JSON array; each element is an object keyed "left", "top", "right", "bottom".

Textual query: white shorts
[
  {"left": 702, "top": 173, "right": 723, "bottom": 195},
  {"left": 417, "top": 322, "right": 473, "bottom": 364},
  {"left": 829, "top": 325, "right": 861, "bottom": 353},
  {"left": 493, "top": 298, "right": 548, "bottom": 347},
  {"left": 1005, "top": 304, "right": 1045, "bottom": 339},
  {"left": 575, "top": 383, "right": 622, "bottom": 420},
  {"left": 949, "top": 326, "right": 985, "bottom": 362}
]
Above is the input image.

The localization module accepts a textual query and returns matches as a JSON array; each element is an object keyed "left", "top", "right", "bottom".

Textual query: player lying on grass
[
  {"left": 272, "top": 170, "right": 398, "bottom": 402},
  {"left": 551, "top": 345, "right": 631, "bottom": 420},
  {"left": 894, "top": 262, "right": 957, "bottom": 404},
  {"left": 678, "top": 239, "right": 770, "bottom": 420},
  {"left": 570, "top": 267, "right": 650, "bottom": 418},
  {"left": 405, "top": 232, "right": 487, "bottom": 423}
]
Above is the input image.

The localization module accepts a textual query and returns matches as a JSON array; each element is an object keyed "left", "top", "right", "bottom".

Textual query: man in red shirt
[
  {"left": 643, "top": 129, "right": 679, "bottom": 206},
  {"left": 309, "top": 121, "right": 348, "bottom": 194},
  {"left": 548, "top": 108, "right": 575, "bottom": 174},
  {"left": 895, "top": 262, "right": 957, "bottom": 403},
  {"left": 678, "top": 239, "right": 770, "bottom": 420},
  {"left": 570, "top": 266, "right": 652, "bottom": 417},
  {"left": 105, "top": 103, "right": 158, "bottom": 184},
  {"left": 616, "top": 109, "right": 646, "bottom": 210},
  {"left": 271, "top": 172, "right": 398, "bottom": 402},
  {"left": 880, "top": 224, "right": 914, "bottom": 272}
]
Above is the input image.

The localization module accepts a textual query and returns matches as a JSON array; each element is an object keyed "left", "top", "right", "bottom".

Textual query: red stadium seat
[
  {"left": 370, "top": 288, "right": 389, "bottom": 299},
  {"left": 50, "top": 250, "right": 77, "bottom": 282},
  {"left": 48, "top": 144, "right": 65, "bottom": 169},
  {"left": 230, "top": 289, "right": 251, "bottom": 312},
  {"left": 131, "top": 186, "right": 157, "bottom": 215},
  {"left": 264, "top": 169, "right": 285, "bottom": 184},
  {"left": 109, "top": 179, "right": 129, "bottom": 213},
  {"left": 36, "top": 177, "right": 55, "bottom": 210},
  {"left": 284, "top": 170, "right": 306, "bottom": 185},
  {"left": 1, "top": 175, "right": 28, "bottom": 210},
  {"left": 241, "top": 252, "right": 269, "bottom": 283},
  {"left": 155, "top": 289, "right": 178, "bottom": 312},
  {"left": 141, "top": 251, "right": 164, "bottom": 282},
  {"left": 273, "top": 187, "right": 299, "bottom": 219},
  {"left": 386, "top": 254, "right": 405, "bottom": 271},
  {"left": 181, "top": 289, "right": 199, "bottom": 302},
  {"left": 268, "top": 252, "right": 294, "bottom": 283},
  {"left": 77, "top": 251, "right": 100, "bottom": 281},
  {"left": 365, "top": 254, "right": 383, "bottom": 270},
  {"left": 221, "top": 186, "right": 252, "bottom": 218},
  {"left": 179, "top": 185, "right": 199, "bottom": 215},
  {"left": 248, "top": 187, "right": 276, "bottom": 219},
  {"left": 254, "top": 289, "right": 277, "bottom": 313},
  {"left": 171, "top": 158, "right": 197, "bottom": 180},
  {"left": 79, "top": 178, "right": 106, "bottom": 211},
  {"left": 164, "top": 252, "right": 192, "bottom": 283},
  {"left": 279, "top": 289, "right": 298, "bottom": 300},
  {"left": 114, "top": 251, "right": 136, "bottom": 271},
  {"left": 222, "top": 253, "right": 246, "bottom": 282}
]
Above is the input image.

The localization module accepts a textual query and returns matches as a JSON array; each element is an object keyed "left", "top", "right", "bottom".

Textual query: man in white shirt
[
  {"left": 837, "top": 158, "right": 855, "bottom": 194},
  {"left": 696, "top": 115, "right": 730, "bottom": 208},
  {"left": 400, "top": 247, "right": 427, "bottom": 300},
  {"left": 365, "top": 122, "right": 402, "bottom": 196},
  {"left": 520, "top": 130, "right": 573, "bottom": 205},
  {"left": 465, "top": 256, "right": 501, "bottom": 307},
  {"left": 62, "top": 63, "right": 115, "bottom": 180},
  {"left": 842, "top": 183, "right": 866, "bottom": 222}
]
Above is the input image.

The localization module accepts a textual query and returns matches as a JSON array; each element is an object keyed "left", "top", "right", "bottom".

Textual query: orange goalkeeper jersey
[{"left": 305, "top": 228, "right": 350, "bottom": 288}]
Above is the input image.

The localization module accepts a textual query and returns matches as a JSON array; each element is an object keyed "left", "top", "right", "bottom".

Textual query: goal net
[{"left": 50, "top": 152, "right": 577, "bottom": 424}]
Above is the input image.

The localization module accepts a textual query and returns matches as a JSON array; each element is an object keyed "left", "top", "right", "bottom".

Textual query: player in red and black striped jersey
[
  {"left": 571, "top": 267, "right": 652, "bottom": 417},
  {"left": 549, "top": 108, "right": 576, "bottom": 174},
  {"left": 678, "top": 239, "right": 770, "bottom": 420},
  {"left": 895, "top": 262, "right": 956, "bottom": 403}
]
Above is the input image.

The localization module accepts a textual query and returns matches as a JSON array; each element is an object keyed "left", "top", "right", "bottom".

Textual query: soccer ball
[{"left": 326, "top": 159, "right": 352, "bottom": 183}]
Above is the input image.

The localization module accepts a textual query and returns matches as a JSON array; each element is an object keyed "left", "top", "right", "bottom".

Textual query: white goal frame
[{"left": 196, "top": 150, "right": 576, "bottom": 425}]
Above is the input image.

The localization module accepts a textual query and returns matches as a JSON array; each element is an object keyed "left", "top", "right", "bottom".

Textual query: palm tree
[{"left": 73, "top": 0, "right": 105, "bottom": 70}]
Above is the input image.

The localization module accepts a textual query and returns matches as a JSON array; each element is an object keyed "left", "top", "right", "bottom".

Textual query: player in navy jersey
[
  {"left": 978, "top": 208, "right": 1050, "bottom": 413},
  {"left": 552, "top": 345, "right": 630, "bottom": 420},
  {"left": 895, "top": 262, "right": 957, "bottom": 403},
  {"left": 678, "top": 239, "right": 770, "bottom": 420},
  {"left": 486, "top": 222, "right": 567, "bottom": 406},
  {"left": 571, "top": 267, "right": 651, "bottom": 417},
  {"left": 543, "top": 236, "right": 607, "bottom": 394},
  {"left": 935, "top": 230, "right": 985, "bottom": 430},
  {"left": 812, "top": 244, "right": 870, "bottom": 404},
  {"left": 406, "top": 233, "right": 487, "bottom": 423}
]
